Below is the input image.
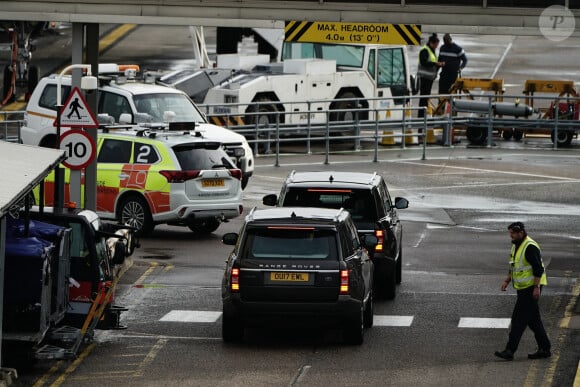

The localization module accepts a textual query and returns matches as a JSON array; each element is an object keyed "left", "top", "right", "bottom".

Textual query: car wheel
[
  {"left": 551, "top": 130, "right": 574, "bottom": 147},
  {"left": 396, "top": 244, "right": 403, "bottom": 285},
  {"left": 187, "top": 218, "right": 221, "bottom": 234},
  {"left": 246, "top": 100, "right": 277, "bottom": 154},
  {"left": 3, "top": 65, "right": 14, "bottom": 102},
  {"left": 377, "top": 261, "right": 397, "bottom": 300},
  {"left": 222, "top": 313, "right": 244, "bottom": 342},
  {"left": 501, "top": 129, "right": 513, "bottom": 140},
  {"left": 330, "top": 91, "right": 368, "bottom": 123},
  {"left": 363, "top": 290, "right": 374, "bottom": 328},
  {"left": 466, "top": 127, "right": 487, "bottom": 145},
  {"left": 119, "top": 195, "right": 154, "bottom": 236},
  {"left": 344, "top": 301, "right": 364, "bottom": 345}
]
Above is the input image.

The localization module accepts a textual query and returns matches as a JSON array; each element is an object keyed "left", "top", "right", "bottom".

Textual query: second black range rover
[
  {"left": 263, "top": 171, "right": 409, "bottom": 300},
  {"left": 221, "top": 207, "right": 377, "bottom": 345}
]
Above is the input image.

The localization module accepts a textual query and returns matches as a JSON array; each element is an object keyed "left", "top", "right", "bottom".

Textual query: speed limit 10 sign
[{"left": 60, "top": 129, "right": 96, "bottom": 169}]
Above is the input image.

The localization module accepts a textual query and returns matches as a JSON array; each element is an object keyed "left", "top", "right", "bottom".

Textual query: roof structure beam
[{"left": 1, "top": 1, "right": 579, "bottom": 36}]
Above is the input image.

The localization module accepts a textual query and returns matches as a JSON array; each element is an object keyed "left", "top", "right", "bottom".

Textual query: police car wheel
[
  {"left": 119, "top": 195, "right": 154, "bottom": 236},
  {"left": 187, "top": 218, "right": 221, "bottom": 234}
]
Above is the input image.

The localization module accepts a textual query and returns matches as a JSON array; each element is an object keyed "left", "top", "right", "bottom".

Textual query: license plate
[
  {"left": 270, "top": 272, "right": 309, "bottom": 282},
  {"left": 202, "top": 178, "right": 224, "bottom": 188}
]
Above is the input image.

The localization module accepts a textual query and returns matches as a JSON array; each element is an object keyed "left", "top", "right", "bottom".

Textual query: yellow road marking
[
  {"left": 99, "top": 24, "right": 138, "bottom": 53},
  {"left": 133, "top": 338, "right": 168, "bottom": 377},
  {"left": 50, "top": 343, "right": 97, "bottom": 387},
  {"left": 135, "top": 261, "right": 158, "bottom": 285},
  {"left": 32, "top": 361, "right": 64, "bottom": 387}
]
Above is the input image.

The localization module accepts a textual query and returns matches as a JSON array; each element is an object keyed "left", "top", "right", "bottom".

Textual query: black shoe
[
  {"left": 494, "top": 349, "right": 514, "bottom": 360},
  {"left": 528, "top": 349, "right": 551, "bottom": 359}
]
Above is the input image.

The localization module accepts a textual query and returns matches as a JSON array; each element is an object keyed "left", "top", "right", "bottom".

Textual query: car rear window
[
  {"left": 283, "top": 188, "right": 376, "bottom": 222},
  {"left": 241, "top": 227, "right": 338, "bottom": 260},
  {"left": 173, "top": 143, "right": 235, "bottom": 170}
]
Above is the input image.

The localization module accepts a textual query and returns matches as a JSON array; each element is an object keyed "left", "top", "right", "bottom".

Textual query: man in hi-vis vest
[
  {"left": 495, "top": 222, "right": 551, "bottom": 361},
  {"left": 417, "top": 33, "right": 445, "bottom": 118}
]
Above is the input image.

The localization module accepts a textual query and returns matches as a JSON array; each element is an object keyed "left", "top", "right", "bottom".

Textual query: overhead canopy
[
  {"left": 0, "top": 142, "right": 65, "bottom": 218},
  {"left": 1, "top": 0, "right": 579, "bottom": 36}
]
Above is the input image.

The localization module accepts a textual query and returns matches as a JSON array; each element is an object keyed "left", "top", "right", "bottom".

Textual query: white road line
[
  {"left": 491, "top": 40, "right": 513, "bottom": 79},
  {"left": 400, "top": 160, "right": 580, "bottom": 181},
  {"left": 123, "top": 311, "right": 516, "bottom": 331},
  {"left": 458, "top": 317, "right": 510, "bottom": 329},
  {"left": 160, "top": 310, "right": 222, "bottom": 323},
  {"left": 373, "top": 315, "right": 414, "bottom": 327}
]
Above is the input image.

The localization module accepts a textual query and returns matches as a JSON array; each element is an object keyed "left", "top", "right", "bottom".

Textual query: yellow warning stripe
[{"left": 210, "top": 116, "right": 246, "bottom": 127}]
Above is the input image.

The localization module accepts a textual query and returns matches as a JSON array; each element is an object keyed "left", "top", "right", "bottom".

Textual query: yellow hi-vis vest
[
  {"left": 417, "top": 45, "right": 438, "bottom": 80},
  {"left": 510, "top": 236, "right": 547, "bottom": 290}
]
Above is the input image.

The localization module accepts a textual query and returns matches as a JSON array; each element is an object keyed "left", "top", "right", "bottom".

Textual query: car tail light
[
  {"left": 340, "top": 270, "right": 349, "bottom": 295},
  {"left": 229, "top": 169, "right": 243, "bottom": 180},
  {"left": 159, "top": 170, "right": 200, "bottom": 183},
  {"left": 231, "top": 268, "right": 240, "bottom": 292},
  {"left": 375, "top": 230, "right": 384, "bottom": 252}
]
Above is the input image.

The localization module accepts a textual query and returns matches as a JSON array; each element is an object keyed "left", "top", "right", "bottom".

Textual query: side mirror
[
  {"left": 360, "top": 234, "right": 378, "bottom": 248},
  {"left": 134, "top": 112, "right": 153, "bottom": 124},
  {"left": 97, "top": 113, "right": 114, "bottom": 125},
  {"left": 222, "top": 232, "right": 239, "bottom": 246},
  {"left": 262, "top": 194, "right": 278, "bottom": 206},
  {"left": 395, "top": 197, "right": 409, "bottom": 209},
  {"left": 119, "top": 113, "right": 132, "bottom": 124}
]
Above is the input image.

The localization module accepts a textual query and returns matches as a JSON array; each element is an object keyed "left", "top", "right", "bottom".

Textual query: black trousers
[
  {"left": 418, "top": 77, "right": 434, "bottom": 118},
  {"left": 506, "top": 286, "right": 551, "bottom": 353},
  {"left": 439, "top": 71, "right": 458, "bottom": 95}
]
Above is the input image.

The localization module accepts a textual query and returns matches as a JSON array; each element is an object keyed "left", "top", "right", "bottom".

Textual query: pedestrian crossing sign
[{"left": 53, "top": 86, "right": 99, "bottom": 128}]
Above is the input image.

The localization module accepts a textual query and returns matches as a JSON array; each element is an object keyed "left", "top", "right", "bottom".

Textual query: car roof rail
[
  {"left": 369, "top": 172, "right": 377, "bottom": 185},
  {"left": 246, "top": 206, "right": 258, "bottom": 221}
]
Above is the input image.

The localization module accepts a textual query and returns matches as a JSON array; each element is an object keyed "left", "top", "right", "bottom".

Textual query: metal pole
[
  {"left": 487, "top": 96, "right": 493, "bottom": 148},
  {"left": 324, "top": 112, "right": 330, "bottom": 165},
  {"left": 373, "top": 109, "right": 379, "bottom": 163},
  {"left": 306, "top": 101, "right": 312, "bottom": 155},
  {"left": 0, "top": 217, "right": 5, "bottom": 367},
  {"left": 275, "top": 113, "right": 280, "bottom": 167},
  {"left": 422, "top": 114, "right": 427, "bottom": 160},
  {"left": 54, "top": 107, "right": 64, "bottom": 209}
]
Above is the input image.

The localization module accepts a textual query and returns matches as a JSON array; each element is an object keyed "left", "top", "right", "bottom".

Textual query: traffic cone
[
  {"left": 405, "top": 129, "right": 418, "bottom": 145},
  {"left": 426, "top": 128, "right": 436, "bottom": 144},
  {"left": 381, "top": 108, "right": 395, "bottom": 145}
]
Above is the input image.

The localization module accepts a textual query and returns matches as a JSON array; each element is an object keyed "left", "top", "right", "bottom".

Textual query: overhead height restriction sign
[
  {"left": 53, "top": 86, "right": 99, "bottom": 128},
  {"left": 285, "top": 21, "right": 421, "bottom": 45}
]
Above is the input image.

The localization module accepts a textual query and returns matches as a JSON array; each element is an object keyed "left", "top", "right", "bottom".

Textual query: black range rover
[
  {"left": 263, "top": 171, "right": 409, "bottom": 300},
  {"left": 221, "top": 207, "right": 377, "bottom": 345}
]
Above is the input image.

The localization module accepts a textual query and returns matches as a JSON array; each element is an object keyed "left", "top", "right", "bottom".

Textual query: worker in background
[
  {"left": 417, "top": 33, "right": 445, "bottom": 118},
  {"left": 438, "top": 33, "right": 468, "bottom": 94},
  {"left": 494, "top": 222, "right": 551, "bottom": 361}
]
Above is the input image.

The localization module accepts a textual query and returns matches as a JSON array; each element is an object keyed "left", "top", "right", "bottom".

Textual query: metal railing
[
  {"left": 4, "top": 91, "right": 580, "bottom": 166},
  {"left": 0, "top": 110, "right": 25, "bottom": 143},
  {"left": 199, "top": 92, "right": 580, "bottom": 156}
]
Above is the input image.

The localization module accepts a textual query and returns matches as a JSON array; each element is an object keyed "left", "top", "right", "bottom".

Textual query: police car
[
  {"left": 20, "top": 64, "right": 254, "bottom": 188},
  {"left": 40, "top": 125, "right": 244, "bottom": 236}
]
